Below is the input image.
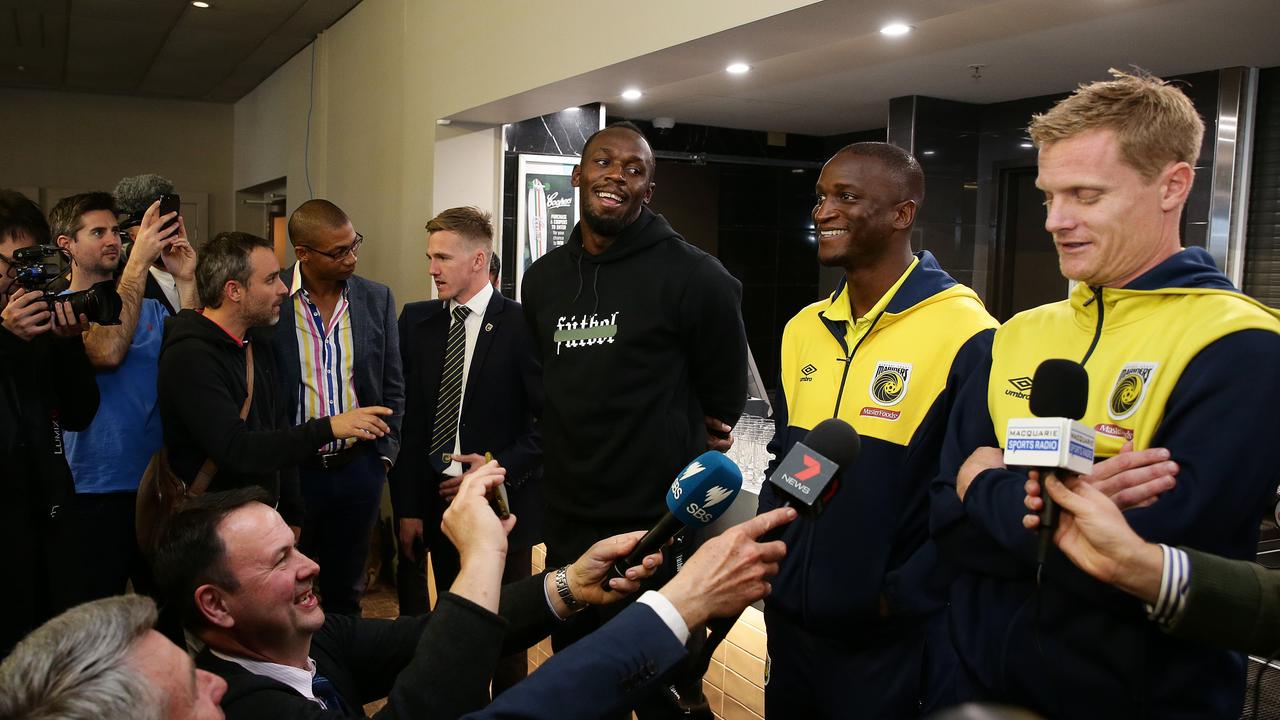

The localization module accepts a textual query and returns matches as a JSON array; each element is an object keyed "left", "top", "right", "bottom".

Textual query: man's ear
[
  {"left": 194, "top": 584, "right": 235, "bottom": 629},
  {"left": 56, "top": 234, "right": 73, "bottom": 254},
  {"left": 571, "top": 165, "right": 582, "bottom": 188},
  {"left": 1159, "top": 161, "right": 1194, "bottom": 213},
  {"left": 223, "top": 280, "right": 242, "bottom": 304},
  {"left": 893, "top": 200, "right": 918, "bottom": 230}
]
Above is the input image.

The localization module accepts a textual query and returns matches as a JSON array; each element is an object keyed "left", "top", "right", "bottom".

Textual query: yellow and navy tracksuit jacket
[
  {"left": 931, "top": 247, "right": 1280, "bottom": 719},
  {"left": 760, "top": 251, "right": 997, "bottom": 635}
]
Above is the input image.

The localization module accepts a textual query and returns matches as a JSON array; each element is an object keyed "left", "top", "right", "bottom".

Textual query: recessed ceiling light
[
  {"left": 879, "top": 22, "right": 913, "bottom": 36},
  {"left": 191, "top": 1, "right": 211, "bottom": 7},
  {"left": 620, "top": 88, "right": 643, "bottom": 101},
  {"left": 436, "top": 119, "right": 452, "bottom": 126},
  {"left": 726, "top": 63, "right": 751, "bottom": 75},
  {"left": 563, "top": 106, "right": 580, "bottom": 113},
  {"left": 1020, "top": 141, "right": 1034, "bottom": 149},
  {"left": 922, "top": 150, "right": 936, "bottom": 156}
]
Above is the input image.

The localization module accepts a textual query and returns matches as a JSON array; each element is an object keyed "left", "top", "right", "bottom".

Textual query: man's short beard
[{"left": 581, "top": 205, "right": 634, "bottom": 238}]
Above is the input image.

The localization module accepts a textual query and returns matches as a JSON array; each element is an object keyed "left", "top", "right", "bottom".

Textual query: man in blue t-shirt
[{"left": 48, "top": 192, "right": 197, "bottom": 609}]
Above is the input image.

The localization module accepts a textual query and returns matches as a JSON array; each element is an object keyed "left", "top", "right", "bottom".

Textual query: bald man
[
  {"left": 759, "top": 143, "right": 997, "bottom": 717},
  {"left": 272, "top": 199, "right": 404, "bottom": 616}
]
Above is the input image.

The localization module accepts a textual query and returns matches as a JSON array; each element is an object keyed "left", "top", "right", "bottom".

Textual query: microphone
[
  {"left": 1003, "top": 358, "right": 1095, "bottom": 564},
  {"left": 766, "top": 418, "right": 861, "bottom": 517},
  {"left": 113, "top": 174, "right": 175, "bottom": 227},
  {"left": 602, "top": 451, "right": 743, "bottom": 589}
]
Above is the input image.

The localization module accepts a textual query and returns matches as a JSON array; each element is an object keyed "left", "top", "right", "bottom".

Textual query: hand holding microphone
[
  {"left": 1003, "top": 359, "right": 1094, "bottom": 564},
  {"left": 601, "top": 451, "right": 744, "bottom": 590}
]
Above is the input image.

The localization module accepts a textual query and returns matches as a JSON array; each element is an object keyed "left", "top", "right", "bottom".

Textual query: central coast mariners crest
[
  {"left": 869, "top": 361, "right": 912, "bottom": 407},
  {"left": 1108, "top": 362, "right": 1158, "bottom": 420}
]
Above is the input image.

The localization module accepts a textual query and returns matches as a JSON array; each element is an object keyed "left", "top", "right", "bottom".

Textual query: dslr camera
[{"left": 11, "top": 245, "right": 122, "bottom": 325}]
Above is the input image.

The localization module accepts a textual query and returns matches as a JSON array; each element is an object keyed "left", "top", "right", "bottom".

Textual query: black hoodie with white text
[{"left": 521, "top": 207, "right": 747, "bottom": 557}]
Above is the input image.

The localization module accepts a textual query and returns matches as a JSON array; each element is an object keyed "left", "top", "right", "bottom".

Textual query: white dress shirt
[{"left": 443, "top": 282, "right": 493, "bottom": 477}]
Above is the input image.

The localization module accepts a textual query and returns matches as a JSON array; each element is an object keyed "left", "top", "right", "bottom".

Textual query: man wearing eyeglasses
[
  {"left": 272, "top": 199, "right": 405, "bottom": 616},
  {"left": 0, "top": 189, "right": 98, "bottom": 656}
]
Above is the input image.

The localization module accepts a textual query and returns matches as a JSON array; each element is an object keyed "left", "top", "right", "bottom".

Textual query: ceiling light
[
  {"left": 1020, "top": 141, "right": 1034, "bottom": 149},
  {"left": 191, "top": 1, "right": 211, "bottom": 7},
  {"left": 436, "top": 119, "right": 452, "bottom": 126},
  {"left": 879, "top": 23, "right": 913, "bottom": 36},
  {"left": 921, "top": 150, "right": 936, "bottom": 156},
  {"left": 563, "top": 106, "right": 580, "bottom": 113},
  {"left": 726, "top": 63, "right": 750, "bottom": 75},
  {"left": 620, "top": 88, "right": 643, "bottom": 101}
]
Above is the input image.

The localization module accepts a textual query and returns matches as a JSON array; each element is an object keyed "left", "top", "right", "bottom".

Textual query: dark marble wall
[
  {"left": 892, "top": 70, "right": 1222, "bottom": 303},
  {"left": 499, "top": 104, "right": 603, "bottom": 297}
]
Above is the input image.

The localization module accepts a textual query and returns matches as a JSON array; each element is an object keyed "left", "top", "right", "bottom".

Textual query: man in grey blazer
[{"left": 272, "top": 199, "right": 405, "bottom": 615}]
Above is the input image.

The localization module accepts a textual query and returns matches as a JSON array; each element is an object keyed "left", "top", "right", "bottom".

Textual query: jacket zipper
[
  {"left": 1080, "top": 286, "right": 1105, "bottom": 366},
  {"left": 801, "top": 308, "right": 883, "bottom": 624}
]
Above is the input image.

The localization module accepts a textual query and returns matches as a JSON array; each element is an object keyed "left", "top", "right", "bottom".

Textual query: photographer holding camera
[
  {"left": 0, "top": 189, "right": 98, "bottom": 657},
  {"left": 46, "top": 191, "right": 198, "bottom": 611}
]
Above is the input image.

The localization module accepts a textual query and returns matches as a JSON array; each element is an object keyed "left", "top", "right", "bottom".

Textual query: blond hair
[
  {"left": 1028, "top": 68, "right": 1205, "bottom": 180},
  {"left": 426, "top": 206, "right": 493, "bottom": 247}
]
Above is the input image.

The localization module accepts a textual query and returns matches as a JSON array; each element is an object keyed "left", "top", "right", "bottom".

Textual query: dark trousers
[
  {"left": 763, "top": 609, "right": 950, "bottom": 719},
  {"left": 299, "top": 451, "right": 384, "bottom": 616},
  {"left": 48, "top": 491, "right": 153, "bottom": 613},
  {"left": 396, "top": 513, "right": 531, "bottom": 692},
  {"left": 547, "top": 530, "right": 705, "bottom": 720}
]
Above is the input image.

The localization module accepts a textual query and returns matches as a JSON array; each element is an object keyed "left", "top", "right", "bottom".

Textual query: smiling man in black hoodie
[{"left": 521, "top": 122, "right": 748, "bottom": 716}]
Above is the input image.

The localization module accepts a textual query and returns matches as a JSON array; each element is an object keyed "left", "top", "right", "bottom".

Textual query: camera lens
[{"left": 62, "top": 280, "right": 123, "bottom": 325}]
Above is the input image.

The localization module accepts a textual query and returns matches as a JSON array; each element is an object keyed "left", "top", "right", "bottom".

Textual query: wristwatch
[{"left": 554, "top": 566, "right": 584, "bottom": 612}]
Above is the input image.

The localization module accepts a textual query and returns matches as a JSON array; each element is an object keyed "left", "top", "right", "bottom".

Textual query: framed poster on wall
[{"left": 515, "top": 154, "right": 579, "bottom": 299}]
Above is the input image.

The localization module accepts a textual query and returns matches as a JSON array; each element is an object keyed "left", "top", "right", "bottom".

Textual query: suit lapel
[
  {"left": 460, "top": 292, "right": 504, "bottom": 420},
  {"left": 278, "top": 265, "right": 301, "bottom": 414}
]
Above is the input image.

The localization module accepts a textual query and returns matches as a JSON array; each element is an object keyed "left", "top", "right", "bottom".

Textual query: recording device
[
  {"left": 602, "top": 451, "right": 743, "bottom": 590},
  {"left": 1003, "top": 358, "right": 1094, "bottom": 563},
  {"left": 482, "top": 452, "right": 510, "bottom": 520},
  {"left": 158, "top": 193, "right": 181, "bottom": 234},
  {"left": 11, "top": 245, "right": 122, "bottom": 325},
  {"left": 114, "top": 174, "right": 175, "bottom": 229},
  {"left": 765, "top": 417, "right": 861, "bottom": 517}
]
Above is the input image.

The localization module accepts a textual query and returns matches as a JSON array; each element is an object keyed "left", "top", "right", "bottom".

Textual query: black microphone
[
  {"left": 674, "top": 419, "right": 861, "bottom": 708},
  {"left": 762, "top": 418, "right": 860, "bottom": 540},
  {"left": 602, "top": 451, "right": 743, "bottom": 590},
  {"left": 1005, "top": 359, "right": 1094, "bottom": 564}
]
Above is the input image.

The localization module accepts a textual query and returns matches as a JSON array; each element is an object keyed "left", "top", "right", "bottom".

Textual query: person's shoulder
[{"left": 401, "top": 299, "right": 445, "bottom": 323}]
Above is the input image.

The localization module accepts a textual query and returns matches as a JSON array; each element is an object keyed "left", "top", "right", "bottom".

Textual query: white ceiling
[
  {"left": 0, "top": 0, "right": 361, "bottom": 102},
  {"left": 451, "top": 0, "right": 1280, "bottom": 136}
]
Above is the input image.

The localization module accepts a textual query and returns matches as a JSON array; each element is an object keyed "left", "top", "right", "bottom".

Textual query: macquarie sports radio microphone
[
  {"left": 1003, "top": 358, "right": 1095, "bottom": 564},
  {"left": 602, "top": 451, "right": 743, "bottom": 589},
  {"left": 766, "top": 418, "right": 861, "bottom": 516}
]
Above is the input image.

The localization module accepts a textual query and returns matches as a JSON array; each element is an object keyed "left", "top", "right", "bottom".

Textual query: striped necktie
[
  {"left": 311, "top": 673, "right": 347, "bottom": 713},
  {"left": 430, "top": 304, "right": 472, "bottom": 459}
]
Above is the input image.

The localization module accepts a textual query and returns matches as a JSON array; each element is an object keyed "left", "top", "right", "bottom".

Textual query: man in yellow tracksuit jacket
[
  {"left": 760, "top": 142, "right": 997, "bottom": 718},
  {"left": 932, "top": 70, "right": 1280, "bottom": 719}
]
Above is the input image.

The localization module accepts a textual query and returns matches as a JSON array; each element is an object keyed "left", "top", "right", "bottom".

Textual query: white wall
[
  {"left": 0, "top": 87, "right": 234, "bottom": 239},
  {"left": 232, "top": 0, "right": 818, "bottom": 306}
]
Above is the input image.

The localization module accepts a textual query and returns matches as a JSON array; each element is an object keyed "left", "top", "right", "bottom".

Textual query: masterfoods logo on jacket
[{"left": 553, "top": 312, "right": 620, "bottom": 354}]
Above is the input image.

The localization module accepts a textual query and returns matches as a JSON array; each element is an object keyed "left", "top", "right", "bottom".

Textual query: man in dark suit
[
  {"left": 392, "top": 206, "right": 541, "bottom": 689},
  {"left": 272, "top": 199, "right": 405, "bottom": 616},
  {"left": 1, "top": 477, "right": 796, "bottom": 720}
]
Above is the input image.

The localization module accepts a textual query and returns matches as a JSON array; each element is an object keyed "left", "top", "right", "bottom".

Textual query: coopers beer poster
[{"left": 516, "top": 154, "right": 579, "bottom": 298}]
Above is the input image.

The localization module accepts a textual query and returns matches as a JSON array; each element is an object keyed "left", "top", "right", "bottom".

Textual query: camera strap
[{"left": 189, "top": 343, "right": 255, "bottom": 496}]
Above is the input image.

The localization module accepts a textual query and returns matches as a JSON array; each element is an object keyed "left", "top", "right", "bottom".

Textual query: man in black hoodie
[
  {"left": 521, "top": 122, "right": 748, "bottom": 715},
  {"left": 157, "top": 231, "right": 392, "bottom": 532}
]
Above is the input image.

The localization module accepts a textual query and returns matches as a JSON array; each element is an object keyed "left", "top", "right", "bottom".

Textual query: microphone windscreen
[
  {"left": 1030, "top": 358, "right": 1089, "bottom": 420},
  {"left": 804, "top": 418, "right": 861, "bottom": 468},
  {"left": 664, "top": 451, "right": 743, "bottom": 526},
  {"left": 113, "top": 174, "right": 175, "bottom": 219}
]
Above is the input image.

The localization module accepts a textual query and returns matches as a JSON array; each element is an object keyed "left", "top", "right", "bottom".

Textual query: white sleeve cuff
[
  {"left": 1145, "top": 544, "right": 1190, "bottom": 626},
  {"left": 639, "top": 590, "right": 690, "bottom": 645}
]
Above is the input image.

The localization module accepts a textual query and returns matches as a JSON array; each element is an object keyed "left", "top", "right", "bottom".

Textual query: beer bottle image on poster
[{"left": 515, "top": 154, "right": 579, "bottom": 298}]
